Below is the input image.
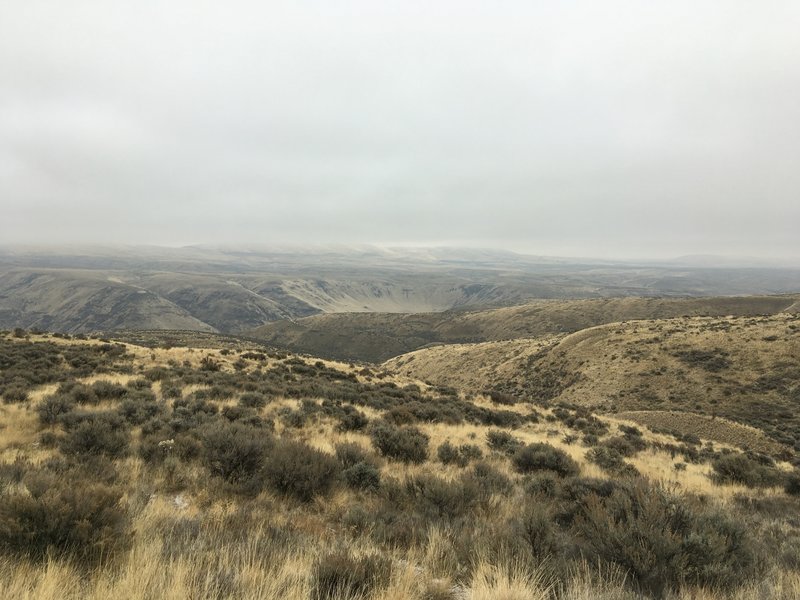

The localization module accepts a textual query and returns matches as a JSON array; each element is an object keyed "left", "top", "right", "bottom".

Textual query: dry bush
[
  {"left": 369, "top": 421, "right": 429, "bottom": 464},
  {"left": 37, "top": 394, "right": 75, "bottom": 426},
  {"left": 486, "top": 429, "right": 524, "bottom": 455},
  {"left": 59, "top": 413, "right": 130, "bottom": 458},
  {"left": 199, "top": 420, "right": 272, "bottom": 486},
  {"left": 0, "top": 470, "right": 130, "bottom": 567},
  {"left": 512, "top": 443, "right": 580, "bottom": 477},
  {"left": 263, "top": 439, "right": 340, "bottom": 502},
  {"left": 572, "top": 479, "right": 761, "bottom": 596}
]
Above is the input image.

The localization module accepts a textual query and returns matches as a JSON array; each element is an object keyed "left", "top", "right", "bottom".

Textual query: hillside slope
[
  {"left": 3, "top": 245, "right": 800, "bottom": 335},
  {"left": 2, "top": 329, "right": 800, "bottom": 599},
  {"left": 252, "top": 294, "right": 800, "bottom": 362},
  {"left": 0, "top": 270, "right": 215, "bottom": 333},
  {"left": 385, "top": 313, "right": 800, "bottom": 451}
]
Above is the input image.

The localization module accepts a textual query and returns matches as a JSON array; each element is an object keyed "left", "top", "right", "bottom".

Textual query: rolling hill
[
  {"left": 251, "top": 294, "right": 800, "bottom": 362},
  {"left": 2, "top": 325, "right": 800, "bottom": 599},
  {"left": 2, "top": 245, "right": 800, "bottom": 335},
  {"left": 384, "top": 312, "right": 800, "bottom": 453}
]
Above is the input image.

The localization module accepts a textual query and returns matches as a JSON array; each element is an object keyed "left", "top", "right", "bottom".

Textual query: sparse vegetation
[{"left": 0, "top": 327, "right": 799, "bottom": 599}]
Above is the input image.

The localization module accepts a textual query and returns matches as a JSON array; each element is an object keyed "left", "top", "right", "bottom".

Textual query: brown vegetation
[{"left": 0, "top": 330, "right": 799, "bottom": 599}]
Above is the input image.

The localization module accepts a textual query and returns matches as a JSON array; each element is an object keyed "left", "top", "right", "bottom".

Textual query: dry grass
[
  {"left": 2, "top": 331, "right": 800, "bottom": 600},
  {"left": 615, "top": 411, "right": 783, "bottom": 455},
  {"left": 383, "top": 314, "right": 800, "bottom": 454}
]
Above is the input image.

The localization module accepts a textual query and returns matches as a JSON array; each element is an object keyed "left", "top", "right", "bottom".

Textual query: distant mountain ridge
[{"left": 1, "top": 245, "right": 799, "bottom": 335}]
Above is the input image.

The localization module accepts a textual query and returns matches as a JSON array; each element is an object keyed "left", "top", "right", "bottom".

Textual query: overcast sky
[{"left": 1, "top": 1, "right": 799, "bottom": 259}]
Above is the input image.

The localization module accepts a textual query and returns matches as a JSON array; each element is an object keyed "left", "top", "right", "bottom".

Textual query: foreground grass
[{"left": 1, "top": 331, "right": 800, "bottom": 599}]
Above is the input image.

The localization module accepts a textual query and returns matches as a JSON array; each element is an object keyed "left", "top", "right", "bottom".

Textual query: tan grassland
[{"left": 0, "top": 329, "right": 799, "bottom": 599}]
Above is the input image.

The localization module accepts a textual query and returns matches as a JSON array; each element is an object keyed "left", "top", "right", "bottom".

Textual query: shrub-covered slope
[
  {"left": 252, "top": 294, "right": 799, "bottom": 362},
  {"left": 1, "top": 329, "right": 799, "bottom": 599}
]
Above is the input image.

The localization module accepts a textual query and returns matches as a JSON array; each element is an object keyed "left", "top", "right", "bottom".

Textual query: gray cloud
[{"left": 1, "top": 1, "right": 799, "bottom": 259}]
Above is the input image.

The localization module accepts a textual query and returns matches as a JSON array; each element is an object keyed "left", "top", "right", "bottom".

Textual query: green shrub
[
  {"left": 512, "top": 443, "right": 580, "bottom": 477},
  {"left": 369, "top": 422, "right": 429, "bottom": 464},
  {"left": 263, "top": 440, "right": 340, "bottom": 502}
]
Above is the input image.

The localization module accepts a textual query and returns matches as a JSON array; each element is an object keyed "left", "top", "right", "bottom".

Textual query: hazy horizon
[{"left": 2, "top": 2, "right": 799, "bottom": 260}]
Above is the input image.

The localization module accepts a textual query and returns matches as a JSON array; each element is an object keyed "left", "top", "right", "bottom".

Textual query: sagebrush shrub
[
  {"left": 239, "top": 392, "right": 268, "bottom": 409},
  {"left": 336, "top": 405, "right": 369, "bottom": 432},
  {"left": 2, "top": 386, "right": 28, "bottom": 404},
  {"left": 200, "top": 421, "right": 272, "bottom": 485},
  {"left": 711, "top": 453, "right": 783, "bottom": 488},
  {"left": 37, "top": 394, "right": 75, "bottom": 425},
  {"left": 369, "top": 422, "right": 429, "bottom": 464},
  {"left": 438, "top": 441, "right": 483, "bottom": 467},
  {"left": 785, "top": 471, "right": 800, "bottom": 496},
  {"left": 602, "top": 434, "right": 647, "bottom": 457},
  {"left": 0, "top": 472, "right": 130, "bottom": 566},
  {"left": 587, "top": 446, "right": 626, "bottom": 472},
  {"left": 468, "top": 461, "right": 513, "bottom": 498},
  {"left": 572, "top": 479, "right": 760, "bottom": 596},
  {"left": 91, "top": 380, "right": 128, "bottom": 401},
  {"left": 263, "top": 440, "right": 340, "bottom": 502},
  {"left": 343, "top": 462, "right": 381, "bottom": 492},
  {"left": 512, "top": 443, "right": 580, "bottom": 477},
  {"left": 59, "top": 414, "right": 130, "bottom": 458},
  {"left": 118, "top": 394, "right": 163, "bottom": 425},
  {"left": 335, "top": 442, "right": 373, "bottom": 469},
  {"left": 486, "top": 429, "right": 523, "bottom": 455}
]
